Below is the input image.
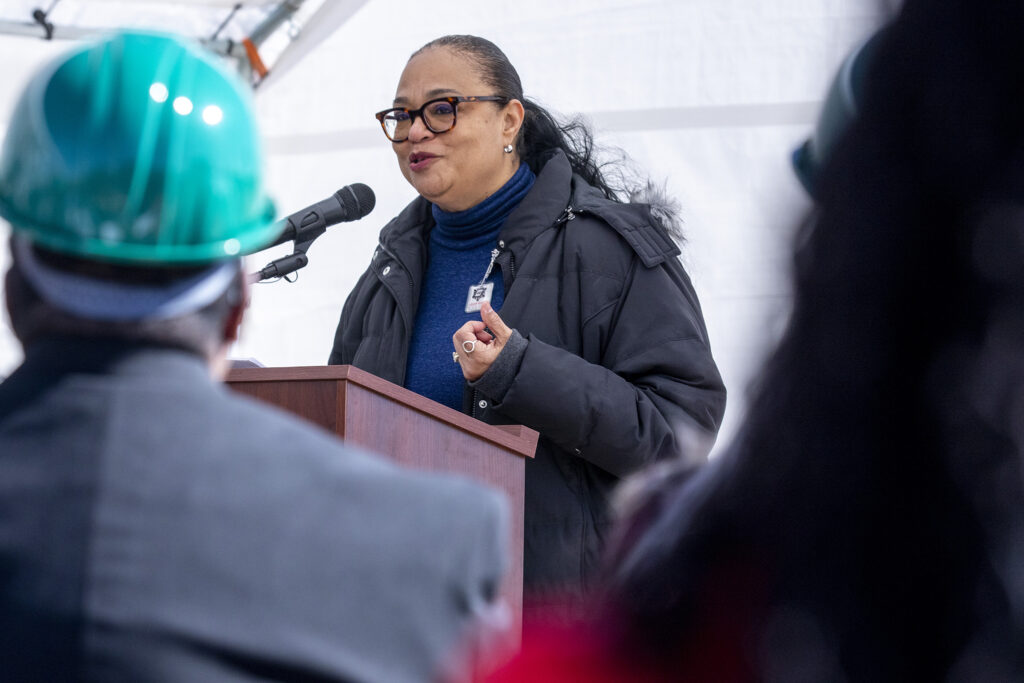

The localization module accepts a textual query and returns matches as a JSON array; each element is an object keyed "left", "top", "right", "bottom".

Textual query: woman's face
[{"left": 389, "top": 47, "right": 523, "bottom": 212}]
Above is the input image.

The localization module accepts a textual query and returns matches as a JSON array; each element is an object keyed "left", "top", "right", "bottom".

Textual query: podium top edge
[{"left": 225, "top": 364, "right": 538, "bottom": 458}]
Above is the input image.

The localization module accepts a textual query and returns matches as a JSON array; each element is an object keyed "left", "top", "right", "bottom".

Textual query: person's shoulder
[
  {"left": 570, "top": 180, "right": 681, "bottom": 268},
  {"left": 391, "top": 465, "right": 508, "bottom": 545},
  {"left": 214, "top": 386, "right": 506, "bottom": 517},
  {"left": 209, "top": 385, "right": 400, "bottom": 469}
]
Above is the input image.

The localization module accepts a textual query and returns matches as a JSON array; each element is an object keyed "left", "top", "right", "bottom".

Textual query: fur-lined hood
[{"left": 630, "top": 180, "right": 684, "bottom": 244}]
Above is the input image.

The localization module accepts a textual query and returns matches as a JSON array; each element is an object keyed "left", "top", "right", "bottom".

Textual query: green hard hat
[{"left": 0, "top": 30, "right": 279, "bottom": 265}]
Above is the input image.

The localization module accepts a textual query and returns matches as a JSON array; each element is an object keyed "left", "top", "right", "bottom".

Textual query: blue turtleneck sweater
[{"left": 404, "top": 163, "right": 536, "bottom": 410}]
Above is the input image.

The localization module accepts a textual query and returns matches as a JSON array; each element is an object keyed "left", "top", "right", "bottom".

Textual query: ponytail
[
  {"left": 413, "top": 34, "right": 660, "bottom": 209},
  {"left": 519, "top": 98, "right": 626, "bottom": 201}
]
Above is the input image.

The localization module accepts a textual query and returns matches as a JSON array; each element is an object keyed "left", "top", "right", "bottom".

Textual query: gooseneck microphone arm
[{"left": 249, "top": 183, "right": 376, "bottom": 283}]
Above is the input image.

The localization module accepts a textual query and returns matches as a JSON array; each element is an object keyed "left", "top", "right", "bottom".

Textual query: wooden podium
[{"left": 225, "top": 364, "right": 537, "bottom": 626}]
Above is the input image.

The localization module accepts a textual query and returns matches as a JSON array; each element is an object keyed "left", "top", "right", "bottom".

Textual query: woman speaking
[{"left": 329, "top": 35, "right": 726, "bottom": 602}]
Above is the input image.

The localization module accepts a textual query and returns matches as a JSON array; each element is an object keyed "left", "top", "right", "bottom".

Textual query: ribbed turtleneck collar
[{"left": 430, "top": 163, "right": 536, "bottom": 249}]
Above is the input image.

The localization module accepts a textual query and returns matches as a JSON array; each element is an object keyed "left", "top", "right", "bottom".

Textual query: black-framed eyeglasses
[{"left": 374, "top": 95, "right": 509, "bottom": 142}]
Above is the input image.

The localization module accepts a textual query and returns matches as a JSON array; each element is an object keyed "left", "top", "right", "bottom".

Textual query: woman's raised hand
[{"left": 453, "top": 302, "right": 512, "bottom": 381}]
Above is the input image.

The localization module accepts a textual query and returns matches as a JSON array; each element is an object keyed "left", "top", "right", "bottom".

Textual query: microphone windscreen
[{"left": 340, "top": 183, "right": 376, "bottom": 220}]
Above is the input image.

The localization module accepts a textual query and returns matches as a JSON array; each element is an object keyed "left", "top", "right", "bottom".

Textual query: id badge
[{"left": 465, "top": 282, "right": 494, "bottom": 313}]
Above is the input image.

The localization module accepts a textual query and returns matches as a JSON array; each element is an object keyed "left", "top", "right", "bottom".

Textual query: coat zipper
[
  {"left": 473, "top": 245, "right": 504, "bottom": 419},
  {"left": 473, "top": 205, "right": 576, "bottom": 419}
]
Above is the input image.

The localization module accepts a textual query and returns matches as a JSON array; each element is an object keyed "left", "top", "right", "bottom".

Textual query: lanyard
[{"left": 466, "top": 246, "right": 501, "bottom": 313}]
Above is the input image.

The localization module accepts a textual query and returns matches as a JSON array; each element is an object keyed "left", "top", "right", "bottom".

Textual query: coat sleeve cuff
[{"left": 468, "top": 329, "right": 528, "bottom": 402}]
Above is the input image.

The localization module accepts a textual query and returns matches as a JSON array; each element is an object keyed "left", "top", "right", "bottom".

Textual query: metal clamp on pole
[{"left": 249, "top": 251, "right": 309, "bottom": 283}]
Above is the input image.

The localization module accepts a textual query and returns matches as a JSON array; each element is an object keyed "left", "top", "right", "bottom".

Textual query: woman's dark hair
[{"left": 412, "top": 35, "right": 632, "bottom": 202}]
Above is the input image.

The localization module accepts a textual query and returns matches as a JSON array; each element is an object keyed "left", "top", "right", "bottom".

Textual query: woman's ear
[{"left": 503, "top": 98, "right": 526, "bottom": 143}]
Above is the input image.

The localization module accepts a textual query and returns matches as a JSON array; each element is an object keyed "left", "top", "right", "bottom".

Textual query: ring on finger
[
  {"left": 462, "top": 340, "right": 477, "bottom": 353},
  {"left": 452, "top": 351, "right": 460, "bottom": 364}
]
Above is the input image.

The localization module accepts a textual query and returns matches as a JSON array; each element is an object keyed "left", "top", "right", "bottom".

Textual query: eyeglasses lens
[
  {"left": 382, "top": 99, "right": 458, "bottom": 141},
  {"left": 423, "top": 100, "right": 456, "bottom": 133},
  {"left": 382, "top": 112, "right": 409, "bottom": 141}
]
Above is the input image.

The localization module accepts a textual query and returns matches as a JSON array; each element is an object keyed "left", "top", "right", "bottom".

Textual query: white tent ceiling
[
  {"left": 0, "top": 0, "right": 890, "bottom": 451},
  {"left": 0, "top": 1, "right": 368, "bottom": 86}
]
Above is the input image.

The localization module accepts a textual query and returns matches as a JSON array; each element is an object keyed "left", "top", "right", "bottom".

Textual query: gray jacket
[
  {"left": 0, "top": 336, "right": 507, "bottom": 682},
  {"left": 330, "top": 151, "right": 726, "bottom": 593}
]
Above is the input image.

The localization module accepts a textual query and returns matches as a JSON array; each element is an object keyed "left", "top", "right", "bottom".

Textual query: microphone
[
  {"left": 269, "top": 183, "right": 376, "bottom": 248},
  {"left": 251, "top": 183, "right": 375, "bottom": 283}
]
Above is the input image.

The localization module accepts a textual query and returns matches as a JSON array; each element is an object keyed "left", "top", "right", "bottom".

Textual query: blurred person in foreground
[
  {"left": 489, "top": 0, "right": 1024, "bottom": 680},
  {"left": 0, "top": 30, "right": 508, "bottom": 682},
  {"left": 328, "top": 34, "right": 726, "bottom": 608}
]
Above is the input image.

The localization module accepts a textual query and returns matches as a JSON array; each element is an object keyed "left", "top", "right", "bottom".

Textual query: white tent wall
[{"left": 0, "top": 0, "right": 888, "bottom": 454}]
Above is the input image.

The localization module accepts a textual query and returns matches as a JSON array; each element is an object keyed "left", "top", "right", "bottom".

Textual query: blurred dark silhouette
[{"left": 490, "top": 0, "right": 1024, "bottom": 679}]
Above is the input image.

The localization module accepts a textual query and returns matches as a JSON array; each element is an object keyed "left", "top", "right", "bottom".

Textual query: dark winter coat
[{"left": 330, "top": 151, "right": 726, "bottom": 593}]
